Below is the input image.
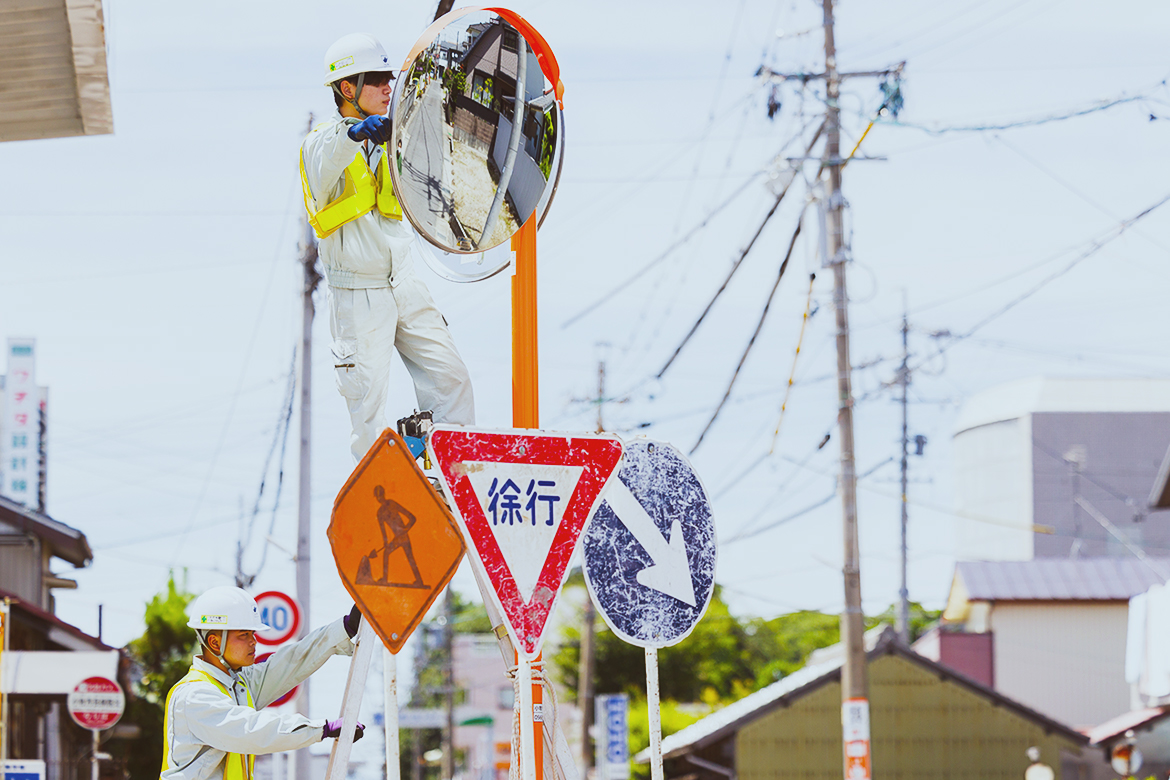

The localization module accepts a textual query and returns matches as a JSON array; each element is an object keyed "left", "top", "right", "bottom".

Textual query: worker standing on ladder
[
  {"left": 300, "top": 33, "right": 475, "bottom": 464},
  {"left": 160, "top": 587, "right": 365, "bottom": 780}
]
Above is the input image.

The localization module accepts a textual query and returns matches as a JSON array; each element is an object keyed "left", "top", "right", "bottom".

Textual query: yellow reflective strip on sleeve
[{"left": 300, "top": 147, "right": 379, "bottom": 239}]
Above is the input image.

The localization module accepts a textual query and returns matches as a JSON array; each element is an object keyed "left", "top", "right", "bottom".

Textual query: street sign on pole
[
  {"left": 67, "top": 676, "right": 124, "bottom": 731},
  {"left": 254, "top": 591, "right": 302, "bottom": 647},
  {"left": 427, "top": 426, "right": 623, "bottom": 660},
  {"left": 329, "top": 429, "right": 466, "bottom": 654},
  {"left": 582, "top": 440, "right": 717, "bottom": 648}
]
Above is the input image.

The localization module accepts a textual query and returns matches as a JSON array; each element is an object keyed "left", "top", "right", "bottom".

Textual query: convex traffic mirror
[{"left": 390, "top": 8, "right": 564, "bottom": 279}]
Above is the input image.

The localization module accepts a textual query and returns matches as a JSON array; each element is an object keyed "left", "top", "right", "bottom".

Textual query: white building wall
[
  {"left": 953, "top": 417, "right": 1034, "bottom": 561},
  {"left": 991, "top": 602, "right": 1130, "bottom": 729}
]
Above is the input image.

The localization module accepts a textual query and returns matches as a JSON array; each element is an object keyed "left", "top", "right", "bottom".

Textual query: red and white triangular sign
[{"left": 428, "top": 426, "right": 624, "bottom": 660}]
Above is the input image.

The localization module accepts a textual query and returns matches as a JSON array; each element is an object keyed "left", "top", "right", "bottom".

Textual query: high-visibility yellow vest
[
  {"left": 300, "top": 142, "right": 403, "bottom": 239},
  {"left": 161, "top": 668, "right": 255, "bottom": 780}
]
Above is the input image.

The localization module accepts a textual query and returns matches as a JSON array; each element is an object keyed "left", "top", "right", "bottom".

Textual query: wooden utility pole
[
  {"left": 897, "top": 302, "right": 911, "bottom": 643},
  {"left": 821, "top": 1, "right": 870, "bottom": 777},
  {"left": 296, "top": 113, "right": 321, "bottom": 780}
]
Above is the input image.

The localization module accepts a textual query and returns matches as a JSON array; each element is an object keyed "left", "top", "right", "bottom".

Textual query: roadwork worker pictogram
[{"left": 357, "top": 485, "right": 427, "bottom": 588}]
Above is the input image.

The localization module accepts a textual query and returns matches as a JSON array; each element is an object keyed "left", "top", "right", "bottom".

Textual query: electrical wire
[
  {"left": 768, "top": 271, "right": 817, "bottom": 454},
  {"left": 559, "top": 172, "right": 763, "bottom": 329},
  {"left": 690, "top": 206, "right": 806, "bottom": 454},
  {"left": 881, "top": 94, "right": 1152, "bottom": 135},
  {"left": 656, "top": 123, "right": 825, "bottom": 379},
  {"left": 911, "top": 190, "right": 1170, "bottom": 370},
  {"left": 236, "top": 347, "right": 298, "bottom": 586}
]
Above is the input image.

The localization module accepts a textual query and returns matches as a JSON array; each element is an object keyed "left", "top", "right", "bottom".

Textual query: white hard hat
[
  {"left": 324, "top": 33, "right": 392, "bottom": 86},
  {"left": 186, "top": 586, "right": 271, "bottom": 632}
]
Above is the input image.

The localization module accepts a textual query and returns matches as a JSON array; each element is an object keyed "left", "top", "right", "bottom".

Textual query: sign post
[
  {"left": 581, "top": 440, "right": 717, "bottom": 780},
  {"left": 67, "top": 676, "right": 124, "bottom": 780}
]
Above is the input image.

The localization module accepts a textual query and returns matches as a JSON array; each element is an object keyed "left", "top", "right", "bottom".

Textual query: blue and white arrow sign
[{"left": 582, "top": 440, "right": 717, "bottom": 648}]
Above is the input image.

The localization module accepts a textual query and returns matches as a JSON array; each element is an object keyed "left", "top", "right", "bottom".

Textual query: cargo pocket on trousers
[{"left": 331, "top": 339, "right": 361, "bottom": 401}]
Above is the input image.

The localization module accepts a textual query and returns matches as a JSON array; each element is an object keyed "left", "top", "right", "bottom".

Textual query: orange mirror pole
[
  {"left": 511, "top": 213, "right": 539, "bottom": 429},
  {"left": 510, "top": 211, "right": 543, "bottom": 780}
]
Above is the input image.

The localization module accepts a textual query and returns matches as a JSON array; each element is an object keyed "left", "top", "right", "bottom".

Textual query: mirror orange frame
[{"left": 400, "top": 6, "right": 563, "bottom": 109}]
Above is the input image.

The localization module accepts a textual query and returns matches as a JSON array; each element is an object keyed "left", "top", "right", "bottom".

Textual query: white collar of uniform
[{"left": 191, "top": 655, "right": 240, "bottom": 690}]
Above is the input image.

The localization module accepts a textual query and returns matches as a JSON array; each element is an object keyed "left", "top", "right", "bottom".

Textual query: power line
[
  {"left": 559, "top": 172, "right": 764, "bottom": 329},
  {"left": 656, "top": 123, "right": 825, "bottom": 379},
  {"left": 880, "top": 93, "right": 1157, "bottom": 135},
  {"left": 236, "top": 347, "right": 298, "bottom": 587},
  {"left": 911, "top": 190, "right": 1170, "bottom": 369},
  {"left": 690, "top": 207, "right": 805, "bottom": 454}
]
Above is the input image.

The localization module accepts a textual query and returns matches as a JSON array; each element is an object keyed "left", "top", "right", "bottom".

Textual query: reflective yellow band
[{"left": 301, "top": 143, "right": 402, "bottom": 239}]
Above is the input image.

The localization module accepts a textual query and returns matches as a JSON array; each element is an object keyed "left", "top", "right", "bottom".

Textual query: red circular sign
[
  {"left": 67, "top": 676, "right": 124, "bottom": 730},
  {"left": 254, "top": 591, "right": 302, "bottom": 646},
  {"left": 254, "top": 652, "right": 298, "bottom": 707}
]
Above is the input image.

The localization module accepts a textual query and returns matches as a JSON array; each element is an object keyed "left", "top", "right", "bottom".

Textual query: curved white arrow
[{"left": 603, "top": 480, "right": 696, "bottom": 607}]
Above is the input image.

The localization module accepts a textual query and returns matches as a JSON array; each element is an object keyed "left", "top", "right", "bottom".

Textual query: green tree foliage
[
  {"left": 554, "top": 579, "right": 940, "bottom": 704},
  {"left": 866, "top": 601, "right": 939, "bottom": 643},
  {"left": 116, "top": 574, "right": 197, "bottom": 780}
]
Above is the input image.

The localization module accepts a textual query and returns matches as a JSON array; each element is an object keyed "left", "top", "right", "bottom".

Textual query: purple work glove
[
  {"left": 323, "top": 718, "right": 365, "bottom": 742},
  {"left": 343, "top": 605, "right": 362, "bottom": 638}
]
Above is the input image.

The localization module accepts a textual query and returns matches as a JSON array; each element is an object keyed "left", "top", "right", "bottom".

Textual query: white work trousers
[{"left": 328, "top": 274, "right": 474, "bottom": 463}]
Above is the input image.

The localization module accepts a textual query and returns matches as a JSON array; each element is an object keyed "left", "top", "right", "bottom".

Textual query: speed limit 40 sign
[{"left": 254, "top": 591, "right": 302, "bottom": 646}]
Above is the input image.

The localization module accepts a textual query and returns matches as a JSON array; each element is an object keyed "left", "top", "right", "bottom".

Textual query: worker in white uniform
[
  {"left": 300, "top": 33, "right": 475, "bottom": 464},
  {"left": 160, "top": 587, "right": 365, "bottom": 780}
]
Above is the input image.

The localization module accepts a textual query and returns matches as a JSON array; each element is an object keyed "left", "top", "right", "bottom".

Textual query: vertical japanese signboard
[
  {"left": 842, "top": 698, "right": 871, "bottom": 780},
  {"left": 594, "top": 694, "right": 629, "bottom": 780},
  {"left": 2, "top": 339, "right": 36, "bottom": 507}
]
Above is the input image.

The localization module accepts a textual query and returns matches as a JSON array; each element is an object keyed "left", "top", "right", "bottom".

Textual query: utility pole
[
  {"left": 897, "top": 301, "right": 910, "bottom": 643},
  {"left": 821, "top": 1, "right": 870, "bottom": 777},
  {"left": 295, "top": 112, "right": 320, "bottom": 780}
]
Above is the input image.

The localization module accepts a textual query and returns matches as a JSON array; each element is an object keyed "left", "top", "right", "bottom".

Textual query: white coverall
[
  {"left": 161, "top": 618, "right": 354, "bottom": 780},
  {"left": 301, "top": 115, "right": 475, "bottom": 463}
]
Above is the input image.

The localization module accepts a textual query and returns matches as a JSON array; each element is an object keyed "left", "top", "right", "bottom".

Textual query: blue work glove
[
  {"left": 323, "top": 718, "right": 364, "bottom": 741},
  {"left": 343, "top": 605, "right": 362, "bottom": 638},
  {"left": 347, "top": 116, "right": 392, "bottom": 144}
]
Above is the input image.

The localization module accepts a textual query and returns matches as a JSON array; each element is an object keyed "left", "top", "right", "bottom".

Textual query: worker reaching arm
[
  {"left": 301, "top": 33, "right": 475, "bottom": 465},
  {"left": 160, "top": 587, "right": 365, "bottom": 780}
]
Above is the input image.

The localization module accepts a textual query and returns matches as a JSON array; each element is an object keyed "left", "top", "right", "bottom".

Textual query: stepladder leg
[{"left": 325, "top": 621, "right": 378, "bottom": 780}]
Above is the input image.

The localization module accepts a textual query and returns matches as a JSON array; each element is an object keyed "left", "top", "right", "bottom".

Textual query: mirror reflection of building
[
  {"left": 301, "top": 33, "right": 475, "bottom": 463},
  {"left": 391, "top": 12, "right": 560, "bottom": 255}
]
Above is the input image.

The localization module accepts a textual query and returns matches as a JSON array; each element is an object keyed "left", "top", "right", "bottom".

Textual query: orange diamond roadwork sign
[{"left": 328, "top": 429, "right": 465, "bottom": 654}]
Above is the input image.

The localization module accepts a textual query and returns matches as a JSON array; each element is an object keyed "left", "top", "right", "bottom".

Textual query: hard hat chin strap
[
  {"left": 198, "top": 629, "right": 242, "bottom": 683},
  {"left": 332, "top": 73, "right": 370, "bottom": 119}
]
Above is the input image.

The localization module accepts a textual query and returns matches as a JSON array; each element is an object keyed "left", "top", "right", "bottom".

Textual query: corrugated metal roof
[
  {"left": 638, "top": 626, "right": 1088, "bottom": 763},
  {"left": 957, "top": 558, "right": 1170, "bottom": 602},
  {"left": 0, "top": 0, "right": 113, "bottom": 142}
]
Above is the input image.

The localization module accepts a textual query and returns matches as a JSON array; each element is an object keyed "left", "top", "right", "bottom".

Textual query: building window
[
  {"left": 498, "top": 686, "right": 515, "bottom": 710},
  {"left": 502, "top": 27, "right": 519, "bottom": 53}
]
